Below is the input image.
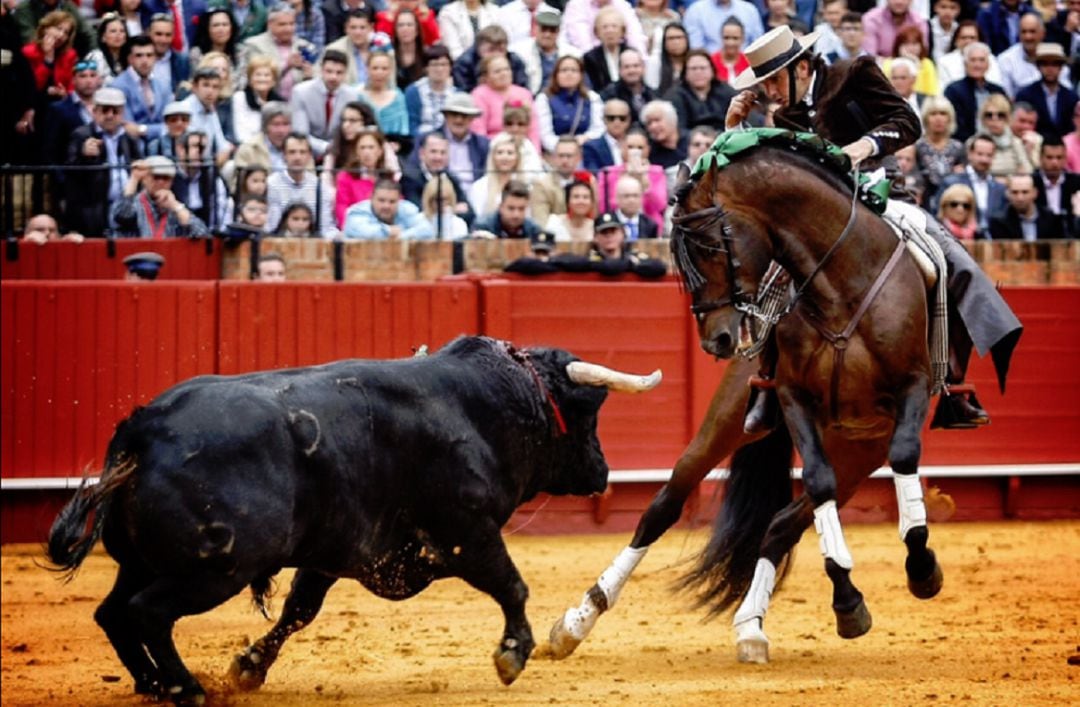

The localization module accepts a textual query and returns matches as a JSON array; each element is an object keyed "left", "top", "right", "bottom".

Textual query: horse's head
[{"left": 671, "top": 162, "right": 773, "bottom": 359}]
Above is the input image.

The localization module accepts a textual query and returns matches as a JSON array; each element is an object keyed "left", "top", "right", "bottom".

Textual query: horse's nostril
[{"left": 715, "top": 332, "right": 732, "bottom": 351}]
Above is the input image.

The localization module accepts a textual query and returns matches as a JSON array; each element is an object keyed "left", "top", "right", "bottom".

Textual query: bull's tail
[
  {"left": 677, "top": 424, "right": 794, "bottom": 618},
  {"left": 46, "top": 457, "right": 136, "bottom": 581}
]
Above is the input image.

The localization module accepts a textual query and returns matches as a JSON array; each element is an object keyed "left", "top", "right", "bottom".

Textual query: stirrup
[{"left": 930, "top": 384, "right": 989, "bottom": 430}]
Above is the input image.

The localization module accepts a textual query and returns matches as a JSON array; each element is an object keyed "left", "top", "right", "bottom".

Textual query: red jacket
[
  {"left": 710, "top": 52, "right": 749, "bottom": 86},
  {"left": 375, "top": 9, "right": 441, "bottom": 48},
  {"left": 22, "top": 42, "right": 77, "bottom": 93}
]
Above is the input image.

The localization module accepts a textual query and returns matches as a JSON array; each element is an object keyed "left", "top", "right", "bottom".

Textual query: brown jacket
[{"left": 774, "top": 56, "right": 921, "bottom": 161}]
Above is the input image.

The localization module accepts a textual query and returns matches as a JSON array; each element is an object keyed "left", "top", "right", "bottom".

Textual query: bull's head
[{"left": 528, "top": 349, "right": 661, "bottom": 497}]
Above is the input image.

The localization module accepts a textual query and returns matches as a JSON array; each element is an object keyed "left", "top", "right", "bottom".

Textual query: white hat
[
  {"left": 731, "top": 26, "right": 821, "bottom": 91},
  {"left": 144, "top": 155, "right": 177, "bottom": 178},
  {"left": 441, "top": 93, "right": 482, "bottom": 117},
  {"left": 93, "top": 87, "right": 126, "bottom": 107}
]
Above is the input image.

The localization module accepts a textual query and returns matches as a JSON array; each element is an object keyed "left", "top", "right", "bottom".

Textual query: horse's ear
[
  {"left": 671, "top": 162, "right": 692, "bottom": 207},
  {"left": 676, "top": 162, "right": 691, "bottom": 190}
]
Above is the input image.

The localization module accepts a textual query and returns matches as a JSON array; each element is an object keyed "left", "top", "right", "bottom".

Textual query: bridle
[{"left": 670, "top": 202, "right": 749, "bottom": 322}]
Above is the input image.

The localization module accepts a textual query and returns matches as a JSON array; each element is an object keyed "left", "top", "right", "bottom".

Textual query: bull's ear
[{"left": 566, "top": 362, "right": 662, "bottom": 393}]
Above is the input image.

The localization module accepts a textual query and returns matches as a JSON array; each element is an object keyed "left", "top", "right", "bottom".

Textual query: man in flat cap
[
  {"left": 123, "top": 251, "right": 166, "bottom": 281},
  {"left": 65, "top": 87, "right": 143, "bottom": 236},
  {"left": 110, "top": 156, "right": 210, "bottom": 238}
]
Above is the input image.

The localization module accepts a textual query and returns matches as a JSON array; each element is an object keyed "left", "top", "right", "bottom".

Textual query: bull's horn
[{"left": 566, "top": 362, "right": 662, "bottom": 393}]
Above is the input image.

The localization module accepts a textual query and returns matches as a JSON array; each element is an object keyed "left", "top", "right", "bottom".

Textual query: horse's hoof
[
  {"left": 736, "top": 637, "right": 770, "bottom": 664},
  {"left": 547, "top": 617, "right": 582, "bottom": 660},
  {"left": 835, "top": 600, "right": 872, "bottom": 639},
  {"left": 908, "top": 559, "right": 944, "bottom": 600},
  {"left": 229, "top": 651, "right": 267, "bottom": 692},
  {"left": 492, "top": 642, "right": 527, "bottom": 686}
]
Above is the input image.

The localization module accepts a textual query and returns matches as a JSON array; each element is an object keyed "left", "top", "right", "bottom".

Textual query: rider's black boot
[{"left": 744, "top": 385, "right": 780, "bottom": 434}]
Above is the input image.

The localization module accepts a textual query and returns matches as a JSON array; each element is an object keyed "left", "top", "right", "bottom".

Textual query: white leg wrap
[
  {"left": 561, "top": 546, "right": 647, "bottom": 642},
  {"left": 732, "top": 558, "right": 777, "bottom": 627},
  {"left": 595, "top": 546, "right": 647, "bottom": 609},
  {"left": 893, "top": 474, "right": 927, "bottom": 541},
  {"left": 813, "top": 500, "right": 853, "bottom": 570}
]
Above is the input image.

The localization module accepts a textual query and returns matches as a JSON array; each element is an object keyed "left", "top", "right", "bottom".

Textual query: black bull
[{"left": 47, "top": 336, "right": 660, "bottom": 705}]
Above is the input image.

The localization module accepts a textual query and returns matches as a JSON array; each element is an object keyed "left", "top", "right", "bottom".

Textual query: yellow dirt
[{"left": 2, "top": 522, "right": 1078, "bottom": 706}]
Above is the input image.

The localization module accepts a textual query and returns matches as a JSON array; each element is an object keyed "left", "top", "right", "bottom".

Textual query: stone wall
[{"left": 220, "top": 237, "right": 1078, "bottom": 284}]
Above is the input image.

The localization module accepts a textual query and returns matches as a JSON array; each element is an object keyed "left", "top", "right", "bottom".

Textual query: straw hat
[{"left": 732, "top": 26, "right": 821, "bottom": 91}]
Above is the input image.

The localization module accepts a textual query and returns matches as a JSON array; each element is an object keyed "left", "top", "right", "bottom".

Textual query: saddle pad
[{"left": 882, "top": 201, "right": 938, "bottom": 288}]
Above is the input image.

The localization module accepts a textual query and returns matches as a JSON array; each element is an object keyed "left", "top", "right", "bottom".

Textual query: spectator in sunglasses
[
  {"left": 979, "top": 93, "right": 1035, "bottom": 179},
  {"left": 935, "top": 184, "right": 979, "bottom": 241},
  {"left": 583, "top": 97, "right": 630, "bottom": 171}
]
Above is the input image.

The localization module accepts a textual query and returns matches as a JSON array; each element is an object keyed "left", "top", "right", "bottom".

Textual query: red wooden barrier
[
  {"left": 1, "top": 281, "right": 218, "bottom": 478},
  {"left": 1, "top": 239, "right": 222, "bottom": 280},
  {"left": 217, "top": 281, "right": 480, "bottom": 373}
]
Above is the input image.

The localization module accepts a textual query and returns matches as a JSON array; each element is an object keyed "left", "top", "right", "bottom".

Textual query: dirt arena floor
[{"left": 2, "top": 521, "right": 1078, "bottom": 706}]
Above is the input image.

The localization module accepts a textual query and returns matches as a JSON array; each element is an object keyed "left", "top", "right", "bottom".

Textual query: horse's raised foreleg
[
  {"left": 782, "top": 392, "right": 871, "bottom": 640},
  {"left": 889, "top": 380, "right": 943, "bottom": 599},
  {"left": 231, "top": 570, "right": 338, "bottom": 691},
  {"left": 732, "top": 495, "right": 814, "bottom": 663},
  {"left": 548, "top": 359, "right": 758, "bottom": 660}
]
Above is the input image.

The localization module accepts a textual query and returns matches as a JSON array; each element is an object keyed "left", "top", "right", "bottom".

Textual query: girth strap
[{"left": 798, "top": 238, "right": 908, "bottom": 422}]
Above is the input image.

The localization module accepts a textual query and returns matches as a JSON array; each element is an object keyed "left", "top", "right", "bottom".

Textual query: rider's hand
[
  {"left": 842, "top": 138, "right": 875, "bottom": 166},
  {"left": 725, "top": 90, "right": 757, "bottom": 130}
]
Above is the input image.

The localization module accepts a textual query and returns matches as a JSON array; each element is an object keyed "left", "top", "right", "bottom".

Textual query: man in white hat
[
  {"left": 726, "top": 25, "right": 920, "bottom": 167},
  {"left": 433, "top": 93, "right": 489, "bottom": 191},
  {"left": 65, "top": 86, "right": 143, "bottom": 236},
  {"left": 109, "top": 156, "right": 210, "bottom": 238},
  {"left": 723, "top": 25, "right": 1022, "bottom": 431},
  {"left": 1015, "top": 42, "right": 1079, "bottom": 137}
]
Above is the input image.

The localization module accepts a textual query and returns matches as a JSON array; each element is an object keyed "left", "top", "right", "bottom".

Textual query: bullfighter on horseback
[{"left": 723, "top": 26, "right": 1023, "bottom": 431}]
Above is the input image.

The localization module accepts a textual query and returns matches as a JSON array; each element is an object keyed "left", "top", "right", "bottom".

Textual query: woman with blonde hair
[
  {"left": 23, "top": 11, "right": 77, "bottom": 102},
  {"left": 915, "top": 95, "right": 966, "bottom": 205},
  {"left": 468, "top": 132, "right": 526, "bottom": 220},
  {"left": 936, "top": 183, "right": 980, "bottom": 241},
  {"left": 498, "top": 103, "right": 544, "bottom": 176},
  {"left": 231, "top": 55, "right": 282, "bottom": 145},
  {"left": 358, "top": 48, "right": 410, "bottom": 140},
  {"left": 978, "top": 93, "right": 1034, "bottom": 179},
  {"left": 422, "top": 174, "right": 469, "bottom": 240}
]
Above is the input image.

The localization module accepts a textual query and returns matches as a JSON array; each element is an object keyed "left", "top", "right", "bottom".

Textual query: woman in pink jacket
[
  {"left": 597, "top": 128, "right": 667, "bottom": 227},
  {"left": 470, "top": 54, "right": 540, "bottom": 153}
]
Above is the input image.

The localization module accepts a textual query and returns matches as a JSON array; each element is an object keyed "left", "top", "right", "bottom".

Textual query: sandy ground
[{"left": 2, "top": 521, "right": 1078, "bottom": 706}]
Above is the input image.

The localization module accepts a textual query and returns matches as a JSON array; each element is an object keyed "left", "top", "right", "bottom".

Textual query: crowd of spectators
[{"left": 2, "top": 0, "right": 1078, "bottom": 276}]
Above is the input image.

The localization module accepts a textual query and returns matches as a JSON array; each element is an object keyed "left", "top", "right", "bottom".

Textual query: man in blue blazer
[
  {"left": 977, "top": 0, "right": 1036, "bottom": 55},
  {"left": 1015, "top": 43, "right": 1079, "bottom": 138},
  {"left": 933, "top": 134, "right": 1009, "bottom": 237},
  {"left": 583, "top": 98, "right": 631, "bottom": 171},
  {"left": 146, "top": 13, "right": 192, "bottom": 93},
  {"left": 943, "top": 42, "right": 1007, "bottom": 141},
  {"left": 110, "top": 36, "right": 173, "bottom": 142}
]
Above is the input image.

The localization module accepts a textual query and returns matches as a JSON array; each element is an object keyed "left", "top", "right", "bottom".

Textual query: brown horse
[{"left": 547, "top": 140, "right": 943, "bottom": 664}]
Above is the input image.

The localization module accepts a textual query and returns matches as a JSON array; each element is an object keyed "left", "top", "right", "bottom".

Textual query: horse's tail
[
  {"left": 678, "top": 424, "right": 794, "bottom": 619},
  {"left": 46, "top": 456, "right": 137, "bottom": 582}
]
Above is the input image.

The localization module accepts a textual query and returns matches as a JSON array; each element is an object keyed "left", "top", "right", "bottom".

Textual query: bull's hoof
[
  {"left": 907, "top": 555, "right": 944, "bottom": 600},
  {"left": 546, "top": 617, "right": 582, "bottom": 660},
  {"left": 492, "top": 640, "right": 528, "bottom": 686},
  {"left": 835, "top": 600, "right": 872, "bottom": 639},
  {"left": 134, "top": 676, "right": 165, "bottom": 697},
  {"left": 229, "top": 650, "right": 268, "bottom": 692},
  {"left": 166, "top": 683, "right": 206, "bottom": 706}
]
